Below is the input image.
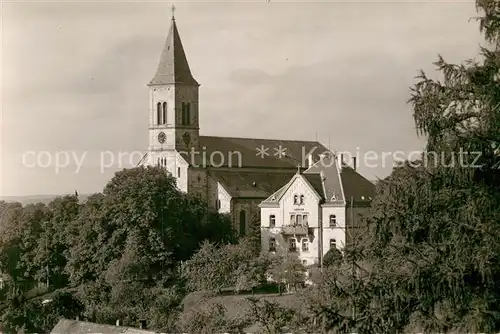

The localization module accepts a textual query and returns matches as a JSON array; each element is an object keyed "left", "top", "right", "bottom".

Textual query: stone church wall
[{"left": 232, "top": 199, "right": 261, "bottom": 237}]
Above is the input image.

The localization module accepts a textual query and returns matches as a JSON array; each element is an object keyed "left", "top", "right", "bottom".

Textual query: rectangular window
[
  {"left": 329, "top": 215, "right": 336, "bottom": 228},
  {"left": 177, "top": 167, "right": 181, "bottom": 177},
  {"left": 303, "top": 215, "right": 308, "bottom": 225},
  {"left": 302, "top": 238, "right": 309, "bottom": 252},
  {"left": 290, "top": 238, "right": 297, "bottom": 252},
  {"left": 290, "top": 214, "right": 295, "bottom": 226},
  {"left": 269, "top": 215, "right": 276, "bottom": 227},
  {"left": 269, "top": 238, "right": 276, "bottom": 252},
  {"left": 297, "top": 215, "right": 303, "bottom": 226},
  {"left": 330, "top": 239, "right": 336, "bottom": 250}
]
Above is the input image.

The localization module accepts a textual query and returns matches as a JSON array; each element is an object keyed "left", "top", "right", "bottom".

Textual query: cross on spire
[
  {"left": 297, "top": 164, "right": 301, "bottom": 174},
  {"left": 171, "top": 4, "right": 176, "bottom": 20}
]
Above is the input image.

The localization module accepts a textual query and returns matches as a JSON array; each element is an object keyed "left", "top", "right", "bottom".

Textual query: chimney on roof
[
  {"left": 116, "top": 319, "right": 120, "bottom": 326},
  {"left": 352, "top": 157, "right": 357, "bottom": 171},
  {"left": 307, "top": 154, "right": 313, "bottom": 168},
  {"left": 75, "top": 316, "right": 79, "bottom": 321}
]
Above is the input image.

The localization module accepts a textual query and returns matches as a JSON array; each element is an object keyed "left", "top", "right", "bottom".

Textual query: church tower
[{"left": 147, "top": 9, "right": 200, "bottom": 166}]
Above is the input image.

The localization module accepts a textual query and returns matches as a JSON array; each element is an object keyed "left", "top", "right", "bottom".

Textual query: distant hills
[
  {"left": 1, "top": 194, "right": 90, "bottom": 205},
  {"left": 3, "top": 182, "right": 379, "bottom": 205}
]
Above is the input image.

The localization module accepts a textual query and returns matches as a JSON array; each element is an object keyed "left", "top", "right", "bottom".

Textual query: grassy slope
[{"left": 182, "top": 291, "right": 300, "bottom": 332}]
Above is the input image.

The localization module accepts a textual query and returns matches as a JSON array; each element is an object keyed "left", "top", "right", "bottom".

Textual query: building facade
[
  {"left": 140, "top": 15, "right": 375, "bottom": 240},
  {"left": 260, "top": 154, "right": 375, "bottom": 266}
]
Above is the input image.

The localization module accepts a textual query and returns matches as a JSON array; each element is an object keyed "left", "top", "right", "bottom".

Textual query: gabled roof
[
  {"left": 341, "top": 166, "right": 376, "bottom": 205},
  {"left": 304, "top": 154, "right": 344, "bottom": 203},
  {"left": 260, "top": 172, "right": 323, "bottom": 206},
  {"left": 302, "top": 173, "right": 324, "bottom": 200},
  {"left": 262, "top": 183, "right": 288, "bottom": 205},
  {"left": 51, "top": 319, "right": 156, "bottom": 334},
  {"left": 148, "top": 18, "right": 199, "bottom": 86},
  {"left": 260, "top": 154, "right": 376, "bottom": 208},
  {"left": 182, "top": 136, "right": 328, "bottom": 169}
]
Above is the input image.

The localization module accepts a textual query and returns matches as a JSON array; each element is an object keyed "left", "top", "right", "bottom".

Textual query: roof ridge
[{"left": 199, "top": 135, "right": 325, "bottom": 144}]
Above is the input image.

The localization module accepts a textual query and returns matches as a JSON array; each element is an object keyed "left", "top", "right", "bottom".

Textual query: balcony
[{"left": 281, "top": 224, "right": 309, "bottom": 235}]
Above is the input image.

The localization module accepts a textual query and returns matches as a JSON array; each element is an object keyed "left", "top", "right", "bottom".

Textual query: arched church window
[
  {"left": 239, "top": 210, "right": 246, "bottom": 236},
  {"left": 157, "top": 102, "right": 162, "bottom": 125},
  {"left": 181, "top": 102, "right": 191, "bottom": 125},
  {"left": 181, "top": 102, "right": 185, "bottom": 125},
  {"left": 162, "top": 102, "right": 167, "bottom": 125}
]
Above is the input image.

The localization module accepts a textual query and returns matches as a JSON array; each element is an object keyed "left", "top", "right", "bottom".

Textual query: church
[{"left": 139, "top": 13, "right": 375, "bottom": 262}]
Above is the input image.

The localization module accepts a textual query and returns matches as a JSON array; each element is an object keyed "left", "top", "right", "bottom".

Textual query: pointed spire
[{"left": 148, "top": 9, "right": 199, "bottom": 86}]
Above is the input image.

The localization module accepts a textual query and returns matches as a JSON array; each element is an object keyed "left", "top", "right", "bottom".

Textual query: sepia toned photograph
[{"left": 1, "top": 0, "right": 500, "bottom": 333}]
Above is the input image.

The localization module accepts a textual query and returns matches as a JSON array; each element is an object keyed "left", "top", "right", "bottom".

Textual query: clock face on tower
[{"left": 158, "top": 132, "right": 166, "bottom": 144}]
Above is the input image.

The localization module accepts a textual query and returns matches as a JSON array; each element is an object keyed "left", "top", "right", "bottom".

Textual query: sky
[{"left": 1, "top": 0, "right": 485, "bottom": 196}]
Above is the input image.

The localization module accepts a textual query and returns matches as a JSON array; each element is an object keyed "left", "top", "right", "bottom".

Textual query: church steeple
[
  {"left": 146, "top": 6, "right": 200, "bottom": 162},
  {"left": 148, "top": 9, "right": 199, "bottom": 86}
]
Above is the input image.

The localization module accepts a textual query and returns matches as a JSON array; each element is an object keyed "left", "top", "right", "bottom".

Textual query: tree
[
  {"left": 0, "top": 289, "right": 84, "bottom": 334},
  {"left": 33, "top": 195, "right": 80, "bottom": 289},
  {"left": 177, "top": 303, "right": 250, "bottom": 334},
  {"left": 40, "top": 291, "right": 85, "bottom": 331},
  {"left": 292, "top": 2, "right": 500, "bottom": 332},
  {"left": 66, "top": 166, "right": 235, "bottom": 287},
  {"left": 234, "top": 254, "right": 271, "bottom": 294},
  {"left": 245, "top": 297, "right": 297, "bottom": 334},
  {"left": 0, "top": 202, "right": 49, "bottom": 286},
  {"left": 322, "top": 248, "right": 343, "bottom": 268},
  {"left": 0, "top": 166, "right": 237, "bottom": 331},
  {"left": 266, "top": 254, "right": 306, "bottom": 294},
  {"left": 244, "top": 211, "right": 262, "bottom": 256},
  {"left": 182, "top": 241, "right": 229, "bottom": 293}
]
